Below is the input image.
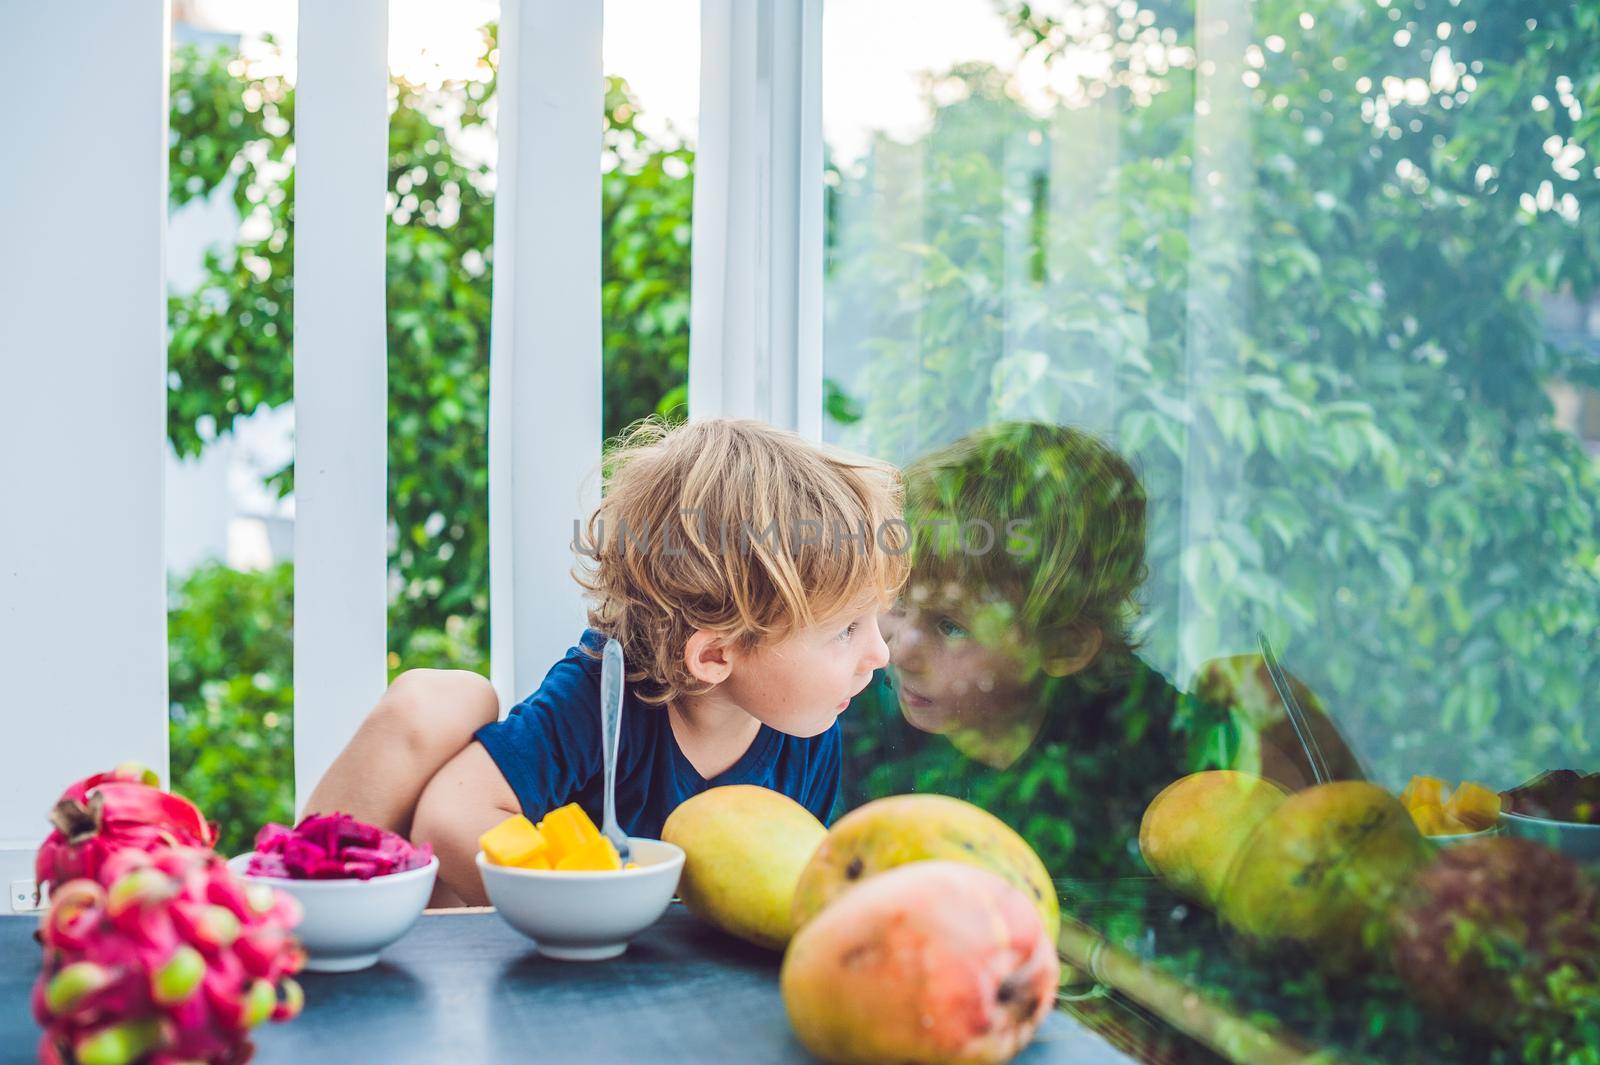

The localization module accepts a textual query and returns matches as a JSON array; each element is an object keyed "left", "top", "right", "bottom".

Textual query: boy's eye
[
  {"left": 838, "top": 621, "right": 859, "bottom": 641},
  {"left": 936, "top": 616, "right": 969, "bottom": 639}
]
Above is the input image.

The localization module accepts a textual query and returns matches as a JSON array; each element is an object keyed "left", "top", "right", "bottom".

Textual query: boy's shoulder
[
  {"left": 482, "top": 630, "right": 651, "bottom": 781},
  {"left": 498, "top": 630, "right": 611, "bottom": 723},
  {"left": 565, "top": 628, "right": 607, "bottom": 671}
]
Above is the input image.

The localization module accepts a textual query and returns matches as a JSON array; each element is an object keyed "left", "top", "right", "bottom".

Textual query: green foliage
[
  {"left": 164, "top": 31, "right": 692, "bottom": 841},
  {"left": 602, "top": 77, "right": 695, "bottom": 431},
  {"left": 166, "top": 31, "right": 693, "bottom": 679},
  {"left": 166, "top": 44, "right": 293, "bottom": 461},
  {"left": 827, "top": 0, "right": 1600, "bottom": 795},
  {"left": 167, "top": 561, "right": 294, "bottom": 857}
]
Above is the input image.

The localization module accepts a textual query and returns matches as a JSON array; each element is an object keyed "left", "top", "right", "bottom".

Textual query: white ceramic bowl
[
  {"left": 1501, "top": 810, "right": 1600, "bottom": 864},
  {"left": 227, "top": 853, "right": 438, "bottom": 972},
  {"left": 476, "top": 837, "right": 684, "bottom": 960},
  {"left": 1424, "top": 824, "right": 1500, "bottom": 847}
]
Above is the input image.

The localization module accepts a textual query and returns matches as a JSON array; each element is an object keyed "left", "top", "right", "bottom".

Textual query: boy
[
  {"left": 306, "top": 418, "right": 907, "bottom": 905},
  {"left": 846, "top": 420, "right": 1360, "bottom": 879}
]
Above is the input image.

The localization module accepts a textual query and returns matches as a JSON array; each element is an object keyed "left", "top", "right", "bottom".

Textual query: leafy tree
[
  {"left": 827, "top": 0, "right": 1600, "bottom": 794},
  {"left": 602, "top": 79, "right": 695, "bottom": 431},
  {"left": 167, "top": 31, "right": 693, "bottom": 678}
]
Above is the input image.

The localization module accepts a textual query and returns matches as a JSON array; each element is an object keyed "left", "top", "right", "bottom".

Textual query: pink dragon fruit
[
  {"left": 33, "top": 846, "right": 304, "bottom": 1065},
  {"left": 246, "top": 812, "right": 432, "bottom": 880},
  {"left": 36, "top": 765, "right": 218, "bottom": 893}
]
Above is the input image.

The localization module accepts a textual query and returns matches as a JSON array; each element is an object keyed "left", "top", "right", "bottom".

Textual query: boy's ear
[
  {"left": 683, "top": 628, "right": 736, "bottom": 686},
  {"left": 1042, "top": 626, "right": 1102, "bottom": 678}
]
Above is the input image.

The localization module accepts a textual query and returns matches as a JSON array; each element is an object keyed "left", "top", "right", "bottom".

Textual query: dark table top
[{"left": 4, "top": 905, "right": 1132, "bottom": 1065}]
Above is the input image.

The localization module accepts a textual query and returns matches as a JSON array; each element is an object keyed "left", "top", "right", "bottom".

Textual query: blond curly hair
[{"left": 573, "top": 418, "right": 909, "bottom": 707}]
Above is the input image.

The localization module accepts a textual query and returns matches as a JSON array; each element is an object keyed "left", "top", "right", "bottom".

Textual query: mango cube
[
  {"left": 1410, "top": 804, "right": 1468, "bottom": 836},
  {"left": 1447, "top": 781, "right": 1502, "bottom": 831},
  {"left": 488, "top": 803, "right": 621, "bottom": 871},
  {"left": 1400, "top": 775, "right": 1501, "bottom": 836},
  {"left": 479, "top": 815, "right": 549, "bottom": 868},
  {"left": 554, "top": 835, "right": 622, "bottom": 872},
  {"left": 1399, "top": 775, "right": 1447, "bottom": 812},
  {"left": 539, "top": 803, "right": 601, "bottom": 860}
]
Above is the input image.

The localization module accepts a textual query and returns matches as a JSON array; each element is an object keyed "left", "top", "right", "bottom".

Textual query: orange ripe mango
[
  {"left": 554, "top": 835, "right": 622, "bottom": 872},
  {"left": 1399, "top": 776, "right": 1447, "bottom": 812},
  {"left": 538, "top": 803, "right": 602, "bottom": 861},
  {"left": 1447, "top": 781, "right": 1502, "bottom": 831},
  {"left": 1399, "top": 775, "right": 1500, "bottom": 836},
  {"left": 483, "top": 803, "right": 627, "bottom": 871},
  {"left": 1409, "top": 803, "right": 1465, "bottom": 837},
  {"left": 479, "top": 815, "right": 549, "bottom": 868}
]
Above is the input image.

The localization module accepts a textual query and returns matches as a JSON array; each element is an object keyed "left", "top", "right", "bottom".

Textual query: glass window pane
[{"left": 825, "top": 1, "right": 1600, "bottom": 1058}]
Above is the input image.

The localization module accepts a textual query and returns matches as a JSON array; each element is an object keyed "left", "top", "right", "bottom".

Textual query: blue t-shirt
[{"left": 474, "top": 630, "right": 842, "bottom": 838}]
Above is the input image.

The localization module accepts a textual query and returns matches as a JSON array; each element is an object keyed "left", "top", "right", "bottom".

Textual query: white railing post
[
  {"left": 1176, "top": 0, "right": 1254, "bottom": 684},
  {"left": 488, "top": 0, "right": 605, "bottom": 712},
  {"left": 689, "top": 0, "right": 824, "bottom": 438},
  {"left": 292, "top": 0, "right": 391, "bottom": 814},
  {"left": 0, "top": 2, "right": 171, "bottom": 903}
]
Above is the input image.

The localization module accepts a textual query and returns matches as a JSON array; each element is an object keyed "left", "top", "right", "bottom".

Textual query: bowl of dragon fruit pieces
[{"left": 229, "top": 813, "right": 437, "bottom": 972}]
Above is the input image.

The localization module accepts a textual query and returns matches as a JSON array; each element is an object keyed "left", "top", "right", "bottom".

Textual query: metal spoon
[
  {"left": 599, "top": 638, "right": 632, "bottom": 863},
  {"left": 1257, "top": 631, "right": 1332, "bottom": 786}
]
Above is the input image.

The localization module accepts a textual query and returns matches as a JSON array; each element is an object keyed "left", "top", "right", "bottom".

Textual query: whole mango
[
  {"left": 1139, "top": 770, "right": 1287, "bottom": 908},
  {"left": 661, "top": 785, "right": 827, "bottom": 950},
  {"left": 781, "top": 861, "right": 1059, "bottom": 1065},
  {"left": 1218, "top": 781, "right": 1432, "bottom": 970},
  {"left": 791, "top": 794, "right": 1057, "bottom": 942}
]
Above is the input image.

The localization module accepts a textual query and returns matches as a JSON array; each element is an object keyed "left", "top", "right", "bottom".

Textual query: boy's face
[
  {"left": 881, "top": 581, "right": 1038, "bottom": 736},
  {"left": 718, "top": 601, "right": 891, "bottom": 738}
]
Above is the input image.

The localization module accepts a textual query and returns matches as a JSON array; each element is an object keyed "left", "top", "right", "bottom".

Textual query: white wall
[{"left": 0, "top": 1, "right": 171, "bottom": 904}]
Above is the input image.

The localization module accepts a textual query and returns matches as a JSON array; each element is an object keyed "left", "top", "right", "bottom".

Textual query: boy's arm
[{"left": 411, "top": 740, "right": 522, "bottom": 907}]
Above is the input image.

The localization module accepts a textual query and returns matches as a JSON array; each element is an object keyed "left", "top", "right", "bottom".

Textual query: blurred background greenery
[
  {"left": 828, "top": 0, "right": 1600, "bottom": 804},
  {"left": 167, "top": 1, "right": 1598, "bottom": 863}
]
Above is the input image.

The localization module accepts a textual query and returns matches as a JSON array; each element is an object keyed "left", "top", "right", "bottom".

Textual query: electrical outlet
[{"left": 10, "top": 878, "right": 47, "bottom": 913}]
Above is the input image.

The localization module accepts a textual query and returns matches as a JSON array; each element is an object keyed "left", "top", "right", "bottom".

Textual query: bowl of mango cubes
[
  {"left": 1399, "top": 775, "right": 1502, "bottom": 844},
  {"left": 476, "top": 803, "right": 684, "bottom": 960}
]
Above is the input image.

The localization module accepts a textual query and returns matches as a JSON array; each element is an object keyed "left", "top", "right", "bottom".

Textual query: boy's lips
[{"left": 896, "top": 682, "right": 953, "bottom": 735}]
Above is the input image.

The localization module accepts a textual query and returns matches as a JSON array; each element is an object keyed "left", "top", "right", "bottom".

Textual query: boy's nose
[
  {"left": 890, "top": 621, "right": 925, "bottom": 671},
  {"left": 860, "top": 617, "right": 891, "bottom": 673}
]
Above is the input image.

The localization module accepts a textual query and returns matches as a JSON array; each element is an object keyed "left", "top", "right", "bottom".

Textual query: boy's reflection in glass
[{"left": 845, "top": 421, "right": 1358, "bottom": 880}]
